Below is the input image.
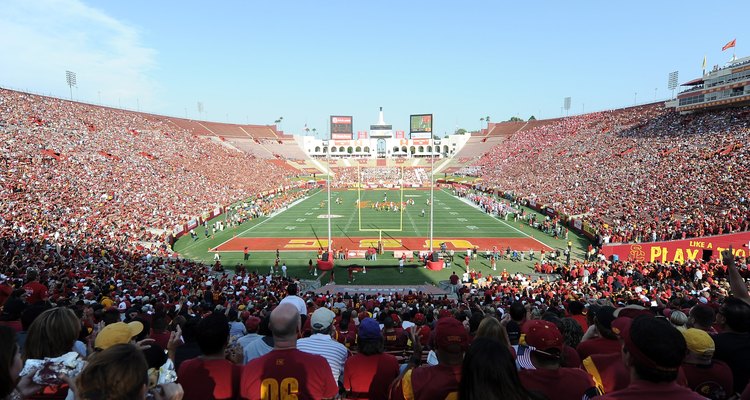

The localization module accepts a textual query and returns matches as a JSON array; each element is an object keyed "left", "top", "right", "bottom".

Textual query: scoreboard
[
  {"left": 330, "top": 116, "right": 353, "bottom": 139},
  {"left": 410, "top": 114, "right": 432, "bottom": 139}
]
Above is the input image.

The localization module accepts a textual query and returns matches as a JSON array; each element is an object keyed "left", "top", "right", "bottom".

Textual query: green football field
[{"left": 174, "top": 187, "right": 590, "bottom": 285}]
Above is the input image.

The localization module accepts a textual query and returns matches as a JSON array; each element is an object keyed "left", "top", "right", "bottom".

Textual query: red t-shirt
[
  {"left": 681, "top": 361, "right": 734, "bottom": 400},
  {"left": 240, "top": 348, "right": 337, "bottom": 400},
  {"left": 561, "top": 345, "right": 581, "bottom": 368},
  {"left": 519, "top": 367, "right": 599, "bottom": 400},
  {"left": 23, "top": 281, "right": 48, "bottom": 304},
  {"left": 576, "top": 337, "right": 621, "bottom": 361},
  {"left": 150, "top": 330, "right": 172, "bottom": 350},
  {"left": 390, "top": 364, "right": 461, "bottom": 400},
  {"left": 570, "top": 314, "right": 589, "bottom": 331},
  {"left": 177, "top": 358, "right": 241, "bottom": 400},
  {"left": 343, "top": 353, "right": 399, "bottom": 400}
]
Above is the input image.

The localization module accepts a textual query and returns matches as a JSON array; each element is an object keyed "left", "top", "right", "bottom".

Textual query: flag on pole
[
  {"left": 702, "top": 55, "right": 706, "bottom": 74},
  {"left": 722, "top": 39, "right": 736, "bottom": 51}
]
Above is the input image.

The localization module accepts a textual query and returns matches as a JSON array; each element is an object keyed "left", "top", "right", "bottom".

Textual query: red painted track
[{"left": 214, "top": 237, "right": 551, "bottom": 252}]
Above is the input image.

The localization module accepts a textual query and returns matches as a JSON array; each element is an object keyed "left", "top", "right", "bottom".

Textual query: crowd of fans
[
  {"left": 474, "top": 104, "right": 750, "bottom": 243},
  {"left": 0, "top": 88, "right": 299, "bottom": 254},
  {"left": 1, "top": 90, "right": 750, "bottom": 399},
  {"left": 0, "top": 248, "right": 748, "bottom": 399},
  {"left": 332, "top": 167, "right": 428, "bottom": 188}
]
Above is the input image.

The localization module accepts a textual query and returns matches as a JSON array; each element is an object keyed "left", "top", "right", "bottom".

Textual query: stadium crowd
[
  {"left": 0, "top": 88, "right": 297, "bottom": 255},
  {"left": 331, "top": 167, "right": 428, "bottom": 188},
  {"left": 1, "top": 90, "right": 749, "bottom": 399},
  {"left": 473, "top": 104, "right": 750, "bottom": 244},
  {"left": 1, "top": 246, "right": 749, "bottom": 399}
]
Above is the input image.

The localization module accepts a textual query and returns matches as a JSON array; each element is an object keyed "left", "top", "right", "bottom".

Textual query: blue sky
[{"left": 0, "top": 0, "right": 746, "bottom": 137}]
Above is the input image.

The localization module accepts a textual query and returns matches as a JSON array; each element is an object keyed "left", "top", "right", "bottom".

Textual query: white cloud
[{"left": 0, "top": 0, "right": 158, "bottom": 109}]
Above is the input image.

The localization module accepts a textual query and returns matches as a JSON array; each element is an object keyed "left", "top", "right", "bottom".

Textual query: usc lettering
[{"left": 260, "top": 378, "right": 299, "bottom": 400}]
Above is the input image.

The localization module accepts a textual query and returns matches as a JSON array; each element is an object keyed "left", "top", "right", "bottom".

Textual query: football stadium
[{"left": 1, "top": 2, "right": 749, "bottom": 399}]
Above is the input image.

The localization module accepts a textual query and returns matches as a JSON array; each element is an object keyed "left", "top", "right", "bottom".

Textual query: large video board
[{"left": 410, "top": 114, "right": 432, "bottom": 139}]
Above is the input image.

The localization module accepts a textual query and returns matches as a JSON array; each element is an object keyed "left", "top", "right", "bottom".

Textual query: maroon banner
[
  {"left": 357, "top": 131, "right": 368, "bottom": 139},
  {"left": 601, "top": 231, "right": 750, "bottom": 263},
  {"left": 395, "top": 130, "right": 405, "bottom": 139}
]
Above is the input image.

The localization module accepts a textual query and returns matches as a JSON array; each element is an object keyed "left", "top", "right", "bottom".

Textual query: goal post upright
[
  {"left": 357, "top": 165, "right": 362, "bottom": 231},
  {"left": 399, "top": 165, "right": 404, "bottom": 232},
  {"left": 429, "top": 138, "right": 435, "bottom": 252}
]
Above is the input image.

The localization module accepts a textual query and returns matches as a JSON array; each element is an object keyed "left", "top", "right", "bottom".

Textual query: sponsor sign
[{"left": 600, "top": 231, "right": 750, "bottom": 263}]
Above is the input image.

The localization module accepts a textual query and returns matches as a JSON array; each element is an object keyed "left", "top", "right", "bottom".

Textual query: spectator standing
[
  {"left": 390, "top": 317, "right": 467, "bottom": 400},
  {"left": 516, "top": 320, "right": 600, "bottom": 399},
  {"left": 680, "top": 328, "right": 733, "bottom": 400},
  {"left": 597, "top": 316, "right": 705, "bottom": 399},
  {"left": 576, "top": 306, "right": 620, "bottom": 361},
  {"left": 240, "top": 303, "right": 337, "bottom": 400},
  {"left": 278, "top": 284, "right": 307, "bottom": 318},
  {"left": 297, "top": 307, "right": 349, "bottom": 385},
  {"left": 241, "top": 317, "right": 273, "bottom": 365},
  {"left": 237, "top": 316, "right": 262, "bottom": 350},
  {"left": 342, "top": 318, "right": 399, "bottom": 400},
  {"left": 177, "top": 313, "right": 241, "bottom": 400},
  {"left": 22, "top": 269, "right": 47, "bottom": 305}
]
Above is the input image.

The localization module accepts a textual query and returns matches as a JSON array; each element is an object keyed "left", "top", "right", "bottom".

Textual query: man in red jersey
[
  {"left": 389, "top": 317, "right": 467, "bottom": 400},
  {"left": 22, "top": 267, "right": 48, "bottom": 304},
  {"left": 598, "top": 316, "right": 705, "bottom": 399},
  {"left": 343, "top": 318, "right": 399, "bottom": 400},
  {"left": 240, "top": 303, "right": 337, "bottom": 400},
  {"left": 680, "top": 328, "right": 733, "bottom": 399},
  {"left": 576, "top": 306, "right": 621, "bottom": 361},
  {"left": 517, "top": 320, "right": 600, "bottom": 400}
]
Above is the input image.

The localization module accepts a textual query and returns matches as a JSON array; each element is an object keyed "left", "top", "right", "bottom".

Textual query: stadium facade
[
  {"left": 672, "top": 55, "right": 750, "bottom": 112},
  {"left": 300, "top": 108, "right": 470, "bottom": 159}
]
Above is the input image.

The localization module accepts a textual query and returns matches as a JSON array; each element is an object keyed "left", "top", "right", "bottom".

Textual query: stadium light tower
[
  {"left": 65, "top": 71, "right": 76, "bottom": 100},
  {"left": 563, "top": 97, "right": 571, "bottom": 117},
  {"left": 668, "top": 71, "right": 679, "bottom": 99}
]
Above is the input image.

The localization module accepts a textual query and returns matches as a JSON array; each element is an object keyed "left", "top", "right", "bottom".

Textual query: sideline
[
  {"left": 182, "top": 193, "right": 317, "bottom": 253},
  {"left": 443, "top": 188, "right": 550, "bottom": 249}
]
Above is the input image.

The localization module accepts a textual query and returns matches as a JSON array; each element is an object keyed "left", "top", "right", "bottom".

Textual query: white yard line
[
  {"left": 342, "top": 204, "right": 357, "bottom": 232},
  {"left": 405, "top": 207, "right": 421, "bottom": 236}
]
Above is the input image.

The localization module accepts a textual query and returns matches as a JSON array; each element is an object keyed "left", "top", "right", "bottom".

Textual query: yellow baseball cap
[{"left": 682, "top": 328, "right": 714, "bottom": 356}]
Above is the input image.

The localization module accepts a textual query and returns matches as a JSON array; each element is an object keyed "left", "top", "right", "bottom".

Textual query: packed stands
[
  {"left": 0, "top": 88, "right": 300, "bottom": 258},
  {"left": 1, "top": 88, "right": 750, "bottom": 399},
  {"left": 331, "top": 167, "right": 430, "bottom": 187},
  {"left": 472, "top": 103, "right": 750, "bottom": 243}
]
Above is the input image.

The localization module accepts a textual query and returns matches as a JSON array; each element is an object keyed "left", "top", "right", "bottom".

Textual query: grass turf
[{"left": 173, "top": 188, "right": 590, "bottom": 285}]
